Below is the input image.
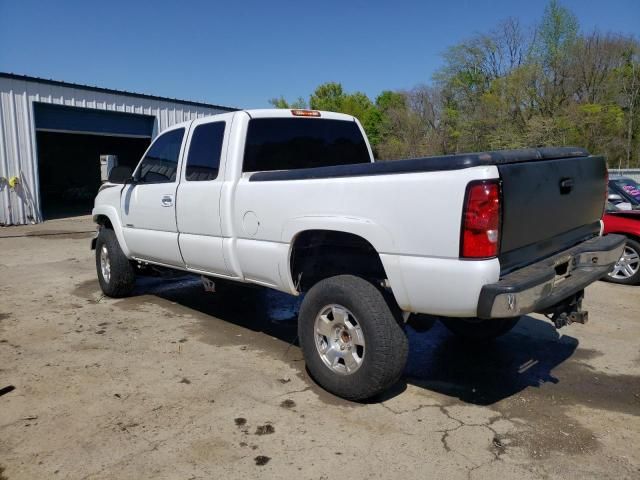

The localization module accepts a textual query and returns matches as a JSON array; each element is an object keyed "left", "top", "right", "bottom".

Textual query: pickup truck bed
[{"left": 252, "top": 146, "right": 606, "bottom": 274}]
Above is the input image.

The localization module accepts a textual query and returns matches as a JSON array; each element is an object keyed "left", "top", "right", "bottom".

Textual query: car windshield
[{"left": 611, "top": 178, "right": 640, "bottom": 205}]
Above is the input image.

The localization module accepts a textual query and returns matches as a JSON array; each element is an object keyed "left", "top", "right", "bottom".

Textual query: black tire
[
  {"left": 298, "top": 275, "right": 408, "bottom": 401},
  {"left": 603, "top": 237, "right": 640, "bottom": 286},
  {"left": 440, "top": 316, "right": 520, "bottom": 341},
  {"left": 95, "top": 228, "right": 136, "bottom": 298}
]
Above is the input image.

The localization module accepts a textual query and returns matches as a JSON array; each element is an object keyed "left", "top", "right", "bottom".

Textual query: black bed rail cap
[
  {"left": 474, "top": 146, "right": 589, "bottom": 163},
  {"left": 249, "top": 146, "right": 592, "bottom": 182}
]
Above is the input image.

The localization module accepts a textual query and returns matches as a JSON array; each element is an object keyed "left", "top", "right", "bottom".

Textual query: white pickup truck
[{"left": 92, "top": 108, "right": 624, "bottom": 400}]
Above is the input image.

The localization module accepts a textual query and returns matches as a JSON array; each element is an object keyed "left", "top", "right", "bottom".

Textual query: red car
[{"left": 603, "top": 205, "right": 640, "bottom": 285}]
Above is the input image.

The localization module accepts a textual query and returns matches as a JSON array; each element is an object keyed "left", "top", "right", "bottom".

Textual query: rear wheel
[
  {"left": 95, "top": 228, "right": 136, "bottom": 298},
  {"left": 605, "top": 238, "right": 640, "bottom": 285},
  {"left": 298, "top": 275, "right": 408, "bottom": 401},
  {"left": 440, "top": 316, "right": 520, "bottom": 341}
]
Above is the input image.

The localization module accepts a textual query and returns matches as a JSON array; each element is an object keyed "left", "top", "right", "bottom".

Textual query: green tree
[
  {"left": 309, "top": 82, "right": 383, "bottom": 149},
  {"left": 268, "top": 96, "right": 307, "bottom": 109},
  {"left": 309, "top": 82, "right": 346, "bottom": 112},
  {"left": 266, "top": 1, "right": 640, "bottom": 167}
]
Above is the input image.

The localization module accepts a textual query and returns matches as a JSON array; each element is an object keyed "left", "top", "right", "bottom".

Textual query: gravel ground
[{"left": 1, "top": 216, "right": 639, "bottom": 479}]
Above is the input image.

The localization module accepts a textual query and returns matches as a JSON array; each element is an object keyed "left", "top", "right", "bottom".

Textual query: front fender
[{"left": 91, "top": 204, "right": 131, "bottom": 258}]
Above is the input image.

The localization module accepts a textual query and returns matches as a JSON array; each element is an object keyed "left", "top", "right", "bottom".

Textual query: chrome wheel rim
[
  {"left": 314, "top": 304, "right": 365, "bottom": 375},
  {"left": 609, "top": 245, "right": 640, "bottom": 280},
  {"left": 100, "top": 244, "right": 111, "bottom": 284}
]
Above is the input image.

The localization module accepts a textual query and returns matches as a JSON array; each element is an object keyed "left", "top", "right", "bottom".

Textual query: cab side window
[
  {"left": 185, "top": 122, "right": 226, "bottom": 181},
  {"left": 136, "top": 128, "right": 185, "bottom": 183}
]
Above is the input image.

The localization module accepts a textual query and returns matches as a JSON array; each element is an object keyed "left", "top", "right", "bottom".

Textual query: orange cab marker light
[{"left": 291, "top": 109, "right": 321, "bottom": 117}]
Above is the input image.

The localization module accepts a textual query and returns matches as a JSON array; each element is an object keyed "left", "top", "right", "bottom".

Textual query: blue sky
[{"left": 1, "top": 0, "right": 638, "bottom": 108}]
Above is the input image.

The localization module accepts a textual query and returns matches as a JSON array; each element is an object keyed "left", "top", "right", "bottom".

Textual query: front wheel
[
  {"left": 298, "top": 275, "right": 408, "bottom": 401},
  {"left": 95, "top": 228, "right": 136, "bottom": 298},
  {"left": 605, "top": 238, "right": 640, "bottom": 285},
  {"left": 440, "top": 317, "right": 520, "bottom": 341}
]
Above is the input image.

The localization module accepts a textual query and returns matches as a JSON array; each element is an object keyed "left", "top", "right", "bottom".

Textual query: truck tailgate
[{"left": 498, "top": 154, "right": 607, "bottom": 273}]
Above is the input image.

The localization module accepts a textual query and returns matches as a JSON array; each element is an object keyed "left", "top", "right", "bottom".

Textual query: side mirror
[
  {"left": 108, "top": 166, "right": 134, "bottom": 184},
  {"left": 608, "top": 193, "right": 623, "bottom": 203}
]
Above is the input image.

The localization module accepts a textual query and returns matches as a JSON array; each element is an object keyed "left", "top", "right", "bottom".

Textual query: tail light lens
[{"left": 460, "top": 180, "right": 501, "bottom": 258}]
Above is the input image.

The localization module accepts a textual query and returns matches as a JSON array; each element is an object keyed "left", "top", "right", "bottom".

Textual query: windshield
[{"left": 611, "top": 178, "right": 640, "bottom": 205}]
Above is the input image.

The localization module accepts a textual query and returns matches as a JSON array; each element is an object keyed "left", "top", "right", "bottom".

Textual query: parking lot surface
[{"left": 1, "top": 217, "right": 639, "bottom": 479}]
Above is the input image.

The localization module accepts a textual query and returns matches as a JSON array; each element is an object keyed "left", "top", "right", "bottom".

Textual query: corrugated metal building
[{"left": 0, "top": 72, "right": 236, "bottom": 225}]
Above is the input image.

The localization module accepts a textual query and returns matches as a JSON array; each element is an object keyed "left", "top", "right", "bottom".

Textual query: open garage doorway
[
  {"left": 36, "top": 132, "right": 150, "bottom": 219},
  {"left": 33, "top": 103, "right": 155, "bottom": 219}
]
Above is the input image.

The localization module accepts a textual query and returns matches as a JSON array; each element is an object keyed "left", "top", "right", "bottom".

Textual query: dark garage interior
[
  {"left": 33, "top": 102, "right": 155, "bottom": 219},
  {"left": 36, "top": 131, "right": 150, "bottom": 219}
]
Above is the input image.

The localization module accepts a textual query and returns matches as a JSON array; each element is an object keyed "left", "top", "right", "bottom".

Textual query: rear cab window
[
  {"left": 242, "top": 118, "right": 370, "bottom": 172},
  {"left": 185, "top": 122, "right": 226, "bottom": 181}
]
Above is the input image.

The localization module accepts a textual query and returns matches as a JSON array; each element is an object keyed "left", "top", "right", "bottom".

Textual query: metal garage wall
[{"left": 0, "top": 74, "right": 235, "bottom": 225}]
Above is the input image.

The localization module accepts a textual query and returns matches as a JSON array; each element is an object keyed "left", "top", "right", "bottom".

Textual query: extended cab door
[
  {"left": 120, "top": 126, "right": 186, "bottom": 267},
  {"left": 175, "top": 116, "right": 231, "bottom": 275}
]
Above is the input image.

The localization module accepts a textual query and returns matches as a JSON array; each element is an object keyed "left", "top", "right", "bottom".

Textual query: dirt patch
[
  {"left": 255, "top": 424, "right": 275, "bottom": 435},
  {"left": 493, "top": 354, "right": 640, "bottom": 458},
  {"left": 254, "top": 455, "right": 271, "bottom": 466},
  {"left": 496, "top": 398, "right": 599, "bottom": 459}
]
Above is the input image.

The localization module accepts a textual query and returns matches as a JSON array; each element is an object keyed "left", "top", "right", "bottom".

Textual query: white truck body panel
[
  {"left": 92, "top": 109, "right": 506, "bottom": 316},
  {"left": 175, "top": 113, "right": 235, "bottom": 275}
]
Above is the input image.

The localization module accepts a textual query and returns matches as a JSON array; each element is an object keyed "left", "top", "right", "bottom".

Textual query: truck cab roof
[{"left": 242, "top": 109, "right": 357, "bottom": 122}]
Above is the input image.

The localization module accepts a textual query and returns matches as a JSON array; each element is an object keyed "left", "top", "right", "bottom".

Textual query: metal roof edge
[{"left": 0, "top": 72, "right": 239, "bottom": 112}]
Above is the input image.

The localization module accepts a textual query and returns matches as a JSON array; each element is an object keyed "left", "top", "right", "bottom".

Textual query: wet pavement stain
[
  {"left": 33, "top": 232, "right": 94, "bottom": 240},
  {"left": 72, "top": 272, "right": 640, "bottom": 460},
  {"left": 71, "top": 279, "right": 101, "bottom": 300},
  {"left": 405, "top": 320, "right": 640, "bottom": 416}
]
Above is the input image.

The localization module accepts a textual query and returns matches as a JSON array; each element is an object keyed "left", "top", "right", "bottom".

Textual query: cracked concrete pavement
[{"left": 1, "top": 216, "right": 639, "bottom": 479}]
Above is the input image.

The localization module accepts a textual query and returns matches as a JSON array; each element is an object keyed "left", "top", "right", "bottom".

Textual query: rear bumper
[{"left": 478, "top": 234, "right": 625, "bottom": 318}]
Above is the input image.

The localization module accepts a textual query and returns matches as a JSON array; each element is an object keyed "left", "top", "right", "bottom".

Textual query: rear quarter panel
[{"left": 230, "top": 164, "right": 500, "bottom": 314}]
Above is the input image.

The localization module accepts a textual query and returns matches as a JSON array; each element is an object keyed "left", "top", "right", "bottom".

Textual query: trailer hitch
[{"left": 541, "top": 290, "right": 588, "bottom": 329}]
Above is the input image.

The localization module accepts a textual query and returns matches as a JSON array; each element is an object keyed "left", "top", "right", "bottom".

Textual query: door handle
[{"left": 161, "top": 195, "right": 174, "bottom": 207}]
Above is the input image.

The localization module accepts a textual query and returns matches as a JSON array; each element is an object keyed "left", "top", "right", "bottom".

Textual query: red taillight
[
  {"left": 603, "top": 168, "right": 609, "bottom": 217},
  {"left": 460, "top": 180, "right": 501, "bottom": 258}
]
